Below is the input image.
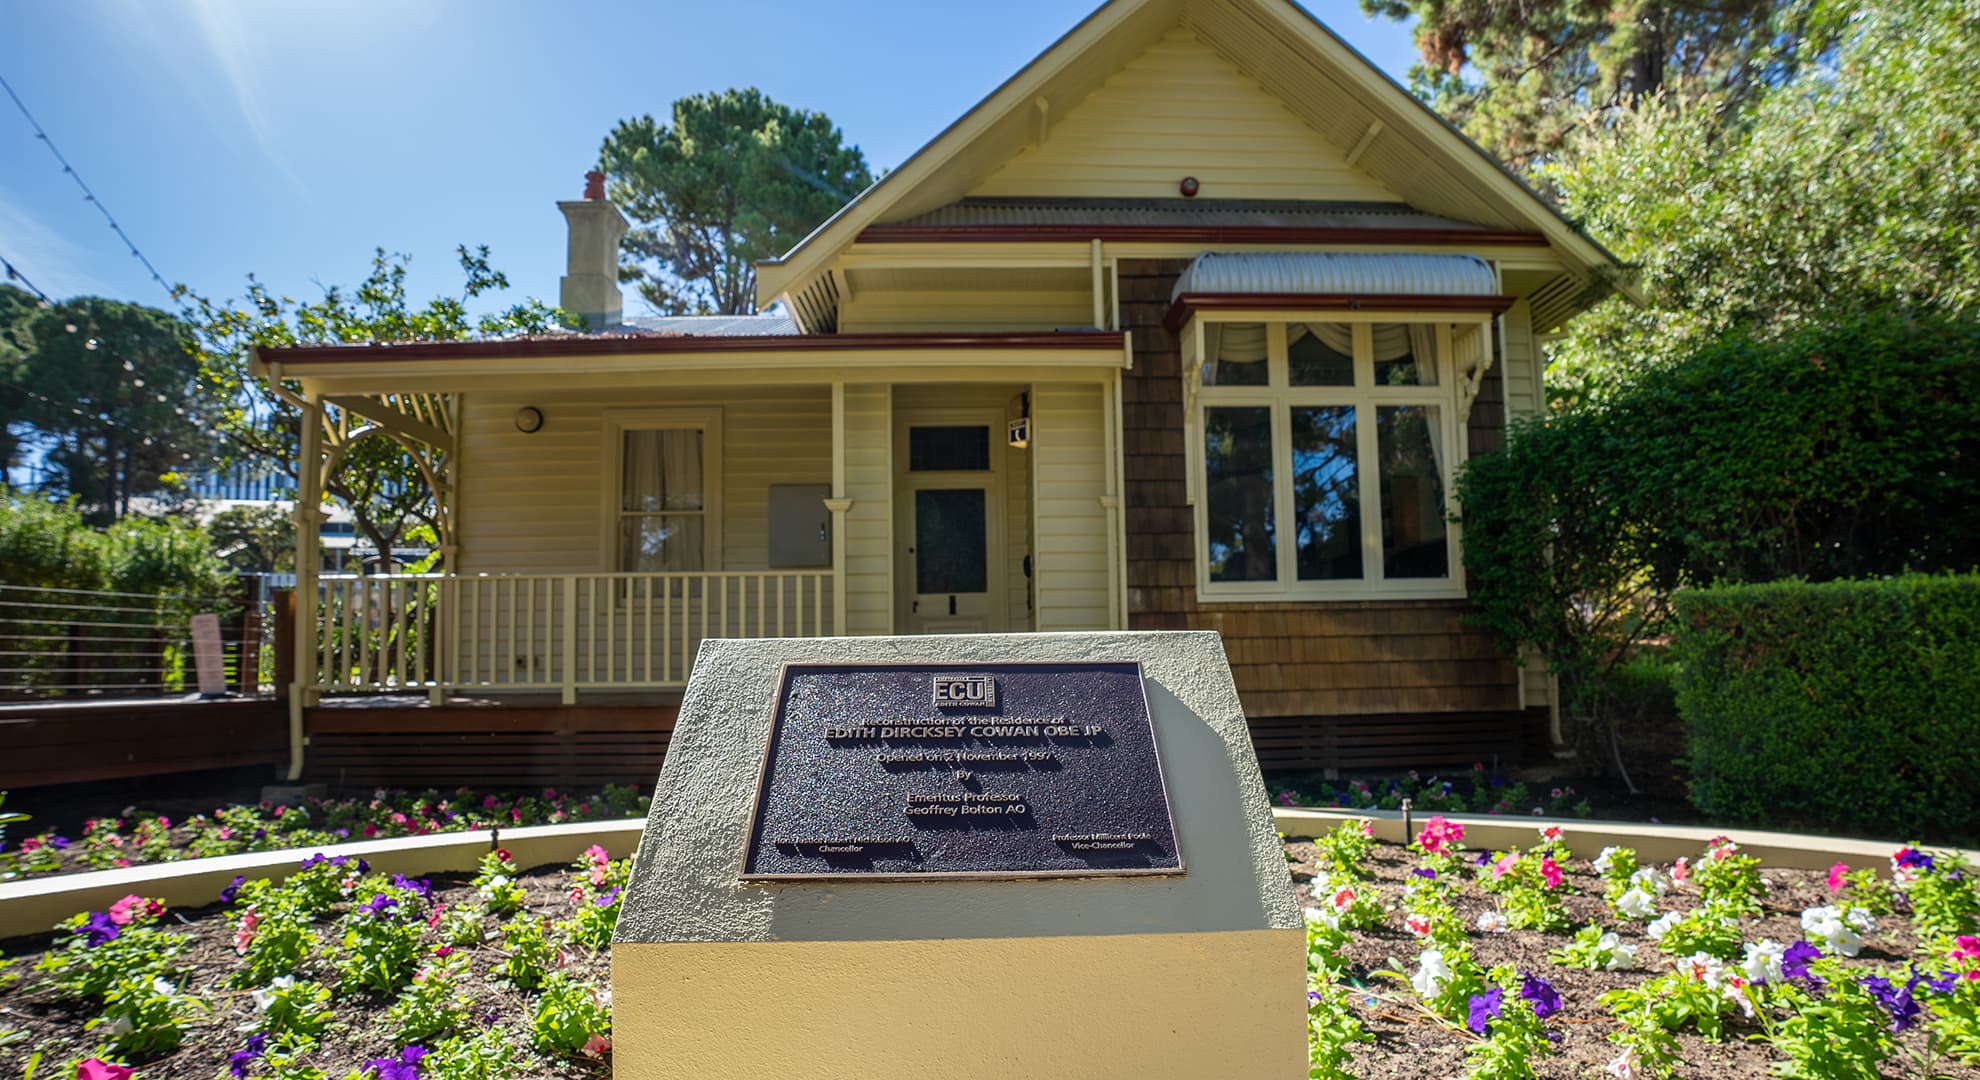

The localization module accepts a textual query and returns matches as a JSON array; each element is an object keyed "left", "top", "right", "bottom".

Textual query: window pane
[
  {"left": 620, "top": 515, "right": 704, "bottom": 572},
  {"left": 909, "top": 426, "right": 991, "bottom": 472},
  {"left": 1377, "top": 406, "right": 1448, "bottom": 578},
  {"left": 1291, "top": 406, "right": 1362, "bottom": 580},
  {"left": 1203, "top": 406, "right": 1276, "bottom": 582},
  {"left": 915, "top": 489, "right": 988, "bottom": 593},
  {"left": 1203, "top": 322, "right": 1269, "bottom": 386},
  {"left": 621, "top": 429, "right": 704, "bottom": 511},
  {"left": 1371, "top": 324, "right": 1439, "bottom": 386},
  {"left": 1288, "top": 325, "right": 1354, "bottom": 386}
]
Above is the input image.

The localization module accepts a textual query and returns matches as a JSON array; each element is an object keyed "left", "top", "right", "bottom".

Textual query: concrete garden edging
[
  {"left": 4, "top": 809, "right": 1974, "bottom": 941},
  {"left": 0, "top": 818, "right": 645, "bottom": 940},
  {"left": 1272, "top": 808, "right": 1980, "bottom": 873}
]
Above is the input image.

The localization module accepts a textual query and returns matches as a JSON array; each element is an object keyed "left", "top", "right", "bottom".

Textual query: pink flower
[
  {"left": 1827, "top": 862, "right": 1849, "bottom": 893},
  {"left": 218, "top": 827, "right": 232, "bottom": 841},
  {"left": 1359, "top": 819, "right": 1374, "bottom": 838},
  {"left": 1671, "top": 857, "right": 1691, "bottom": 884},
  {"left": 434, "top": 944, "right": 453, "bottom": 958},
  {"left": 20, "top": 837, "right": 39, "bottom": 852},
  {"left": 157, "top": 817, "right": 170, "bottom": 829},
  {"left": 568, "top": 886, "right": 586, "bottom": 905},
  {"left": 1540, "top": 855, "right": 1563, "bottom": 889},
  {"left": 273, "top": 806, "right": 285, "bottom": 818},
  {"left": 143, "top": 898, "right": 164, "bottom": 918},
  {"left": 1491, "top": 854, "right": 1519, "bottom": 880},
  {"left": 496, "top": 848, "right": 513, "bottom": 863},
  {"left": 483, "top": 795, "right": 500, "bottom": 809},
  {"left": 390, "top": 812, "right": 408, "bottom": 826},
  {"left": 427, "top": 905, "right": 446, "bottom": 929},
  {"left": 1550, "top": 787, "right": 1563, "bottom": 799},
  {"left": 107, "top": 895, "right": 144, "bottom": 926},
  {"left": 1539, "top": 824, "right": 1565, "bottom": 845},
  {"left": 581, "top": 1033, "right": 611, "bottom": 1058},
  {"left": 1415, "top": 816, "right": 1464, "bottom": 855},
  {"left": 362, "top": 823, "right": 379, "bottom": 838},
  {"left": 589, "top": 866, "right": 608, "bottom": 886},
  {"left": 76, "top": 1060, "right": 134, "bottom": 1080},
  {"left": 1951, "top": 936, "right": 1980, "bottom": 963},
  {"left": 234, "top": 905, "right": 260, "bottom": 954},
  {"left": 1330, "top": 886, "right": 1355, "bottom": 913},
  {"left": 1404, "top": 914, "right": 1432, "bottom": 937},
  {"left": 583, "top": 844, "right": 610, "bottom": 864}
]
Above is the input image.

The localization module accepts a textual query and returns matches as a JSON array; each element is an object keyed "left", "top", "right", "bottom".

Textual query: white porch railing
[{"left": 314, "top": 571, "right": 835, "bottom": 698}]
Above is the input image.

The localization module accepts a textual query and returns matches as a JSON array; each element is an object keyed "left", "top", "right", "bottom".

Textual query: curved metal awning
[{"left": 1170, "top": 252, "right": 1497, "bottom": 300}]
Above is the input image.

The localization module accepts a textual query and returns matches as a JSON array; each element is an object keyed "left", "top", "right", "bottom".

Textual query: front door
[{"left": 897, "top": 411, "right": 1005, "bottom": 634}]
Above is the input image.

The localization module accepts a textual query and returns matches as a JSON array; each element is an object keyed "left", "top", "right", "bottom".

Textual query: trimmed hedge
[{"left": 1674, "top": 575, "right": 1980, "bottom": 842}]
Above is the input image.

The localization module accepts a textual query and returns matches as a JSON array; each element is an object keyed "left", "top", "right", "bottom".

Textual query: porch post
[
  {"left": 826, "top": 382, "right": 849, "bottom": 636},
  {"left": 287, "top": 395, "right": 326, "bottom": 780}
]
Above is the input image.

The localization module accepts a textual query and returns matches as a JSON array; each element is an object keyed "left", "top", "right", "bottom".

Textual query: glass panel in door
[{"left": 909, "top": 487, "right": 990, "bottom": 633}]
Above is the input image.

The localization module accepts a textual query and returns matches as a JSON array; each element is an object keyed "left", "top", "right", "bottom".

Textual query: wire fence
[{"left": 0, "top": 580, "right": 274, "bottom": 701}]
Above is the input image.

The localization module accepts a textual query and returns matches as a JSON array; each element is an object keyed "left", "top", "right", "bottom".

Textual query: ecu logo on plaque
[{"left": 931, "top": 674, "right": 996, "bottom": 708}]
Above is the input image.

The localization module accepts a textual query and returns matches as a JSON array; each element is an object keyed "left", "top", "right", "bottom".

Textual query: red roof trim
[
  {"left": 856, "top": 223, "right": 1551, "bottom": 246},
  {"left": 263, "top": 331, "right": 1127, "bottom": 366},
  {"left": 1162, "top": 293, "right": 1517, "bottom": 333}
]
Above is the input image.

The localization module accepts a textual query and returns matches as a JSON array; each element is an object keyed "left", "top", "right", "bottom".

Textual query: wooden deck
[
  {"left": 0, "top": 696, "right": 288, "bottom": 788},
  {"left": 304, "top": 694, "right": 680, "bottom": 788}
]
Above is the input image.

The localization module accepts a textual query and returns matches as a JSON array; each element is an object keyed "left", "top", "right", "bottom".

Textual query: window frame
[
  {"left": 602, "top": 407, "right": 724, "bottom": 574},
  {"left": 1186, "top": 314, "right": 1480, "bottom": 602}
]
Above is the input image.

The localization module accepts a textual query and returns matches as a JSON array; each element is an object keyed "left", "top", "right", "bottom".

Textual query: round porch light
[
  {"left": 1179, "top": 176, "right": 1200, "bottom": 198},
  {"left": 514, "top": 406, "right": 544, "bottom": 433}
]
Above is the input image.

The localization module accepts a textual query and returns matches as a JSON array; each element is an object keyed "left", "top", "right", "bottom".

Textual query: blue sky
[{"left": 0, "top": 1, "right": 1422, "bottom": 318}]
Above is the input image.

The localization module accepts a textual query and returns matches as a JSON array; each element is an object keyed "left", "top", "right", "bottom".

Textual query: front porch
[{"left": 312, "top": 569, "right": 833, "bottom": 701}]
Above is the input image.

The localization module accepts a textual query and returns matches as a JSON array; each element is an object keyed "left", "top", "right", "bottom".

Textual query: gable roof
[{"left": 755, "top": 0, "right": 1622, "bottom": 321}]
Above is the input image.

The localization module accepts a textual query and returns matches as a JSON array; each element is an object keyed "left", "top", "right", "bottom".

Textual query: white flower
[
  {"left": 1596, "top": 932, "right": 1639, "bottom": 970},
  {"left": 1845, "top": 908, "right": 1878, "bottom": 933},
  {"left": 1606, "top": 1049, "right": 1641, "bottom": 1078},
  {"left": 1410, "top": 948, "right": 1452, "bottom": 998},
  {"left": 1629, "top": 867, "right": 1669, "bottom": 895},
  {"left": 1593, "top": 846, "right": 1621, "bottom": 873},
  {"left": 1801, "top": 905, "right": 1867, "bottom": 957},
  {"left": 1304, "top": 904, "right": 1340, "bottom": 931},
  {"left": 251, "top": 975, "right": 296, "bottom": 1012},
  {"left": 1476, "top": 910, "right": 1508, "bottom": 933},
  {"left": 1681, "top": 952, "right": 1725, "bottom": 989},
  {"left": 1404, "top": 913, "right": 1432, "bottom": 938},
  {"left": 107, "top": 1015, "right": 134, "bottom": 1036},
  {"left": 151, "top": 976, "right": 176, "bottom": 998},
  {"left": 1539, "top": 824, "right": 1565, "bottom": 844},
  {"left": 1740, "top": 940, "right": 1785, "bottom": 984},
  {"left": 1616, "top": 887, "right": 1658, "bottom": 920},
  {"left": 477, "top": 874, "right": 512, "bottom": 898},
  {"left": 1646, "top": 911, "right": 1681, "bottom": 941}
]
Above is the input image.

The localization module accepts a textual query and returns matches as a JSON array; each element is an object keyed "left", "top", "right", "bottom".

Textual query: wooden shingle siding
[
  {"left": 970, "top": 28, "right": 1397, "bottom": 203},
  {"left": 843, "top": 384, "right": 894, "bottom": 635},
  {"left": 1118, "top": 258, "right": 1524, "bottom": 766}
]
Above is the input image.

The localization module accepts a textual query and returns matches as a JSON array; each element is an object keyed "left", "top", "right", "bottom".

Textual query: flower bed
[
  {"left": 7, "top": 822, "right": 1977, "bottom": 1079},
  {"left": 0, "top": 787, "right": 650, "bottom": 881},
  {"left": 1294, "top": 820, "right": 1980, "bottom": 1078},
  {"left": 1, "top": 846, "right": 623, "bottom": 1079},
  {"left": 1272, "top": 766, "right": 1597, "bottom": 820}
]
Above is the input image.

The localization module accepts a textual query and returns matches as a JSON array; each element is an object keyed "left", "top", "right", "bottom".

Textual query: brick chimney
[{"left": 558, "top": 170, "right": 627, "bottom": 331}]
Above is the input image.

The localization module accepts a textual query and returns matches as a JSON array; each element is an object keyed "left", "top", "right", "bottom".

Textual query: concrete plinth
[{"left": 611, "top": 632, "right": 1304, "bottom": 1079}]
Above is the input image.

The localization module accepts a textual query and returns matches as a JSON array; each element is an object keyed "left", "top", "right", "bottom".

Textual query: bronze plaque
[{"left": 740, "top": 661, "right": 1183, "bottom": 881}]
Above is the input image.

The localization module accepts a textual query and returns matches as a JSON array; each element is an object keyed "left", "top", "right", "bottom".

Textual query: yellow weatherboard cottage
[{"left": 255, "top": 0, "right": 1622, "bottom": 786}]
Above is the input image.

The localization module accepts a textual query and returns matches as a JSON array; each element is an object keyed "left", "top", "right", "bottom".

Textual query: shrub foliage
[
  {"left": 1673, "top": 575, "right": 1980, "bottom": 841},
  {"left": 1456, "top": 312, "right": 1980, "bottom": 774}
]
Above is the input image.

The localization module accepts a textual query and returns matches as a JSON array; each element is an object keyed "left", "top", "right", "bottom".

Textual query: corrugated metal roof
[
  {"left": 888, "top": 196, "right": 1489, "bottom": 232},
  {"left": 619, "top": 312, "right": 801, "bottom": 337},
  {"left": 1171, "top": 252, "right": 1496, "bottom": 300}
]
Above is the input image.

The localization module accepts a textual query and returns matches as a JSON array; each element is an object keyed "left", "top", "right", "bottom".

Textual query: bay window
[{"left": 1192, "top": 319, "right": 1466, "bottom": 599}]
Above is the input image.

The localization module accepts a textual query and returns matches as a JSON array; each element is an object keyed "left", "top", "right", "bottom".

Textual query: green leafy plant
[
  {"left": 497, "top": 916, "right": 558, "bottom": 991},
  {"left": 531, "top": 971, "right": 611, "bottom": 1056},
  {"left": 336, "top": 893, "right": 422, "bottom": 996},
  {"left": 1550, "top": 924, "right": 1639, "bottom": 971},
  {"left": 473, "top": 850, "right": 526, "bottom": 916},
  {"left": 1647, "top": 906, "right": 1744, "bottom": 961},
  {"left": 1693, "top": 839, "right": 1766, "bottom": 916},
  {"left": 249, "top": 977, "right": 333, "bottom": 1040},
  {"left": 387, "top": 950, "right": 471, "bottom": 1043}
]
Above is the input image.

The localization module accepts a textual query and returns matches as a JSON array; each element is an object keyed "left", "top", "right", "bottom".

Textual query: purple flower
[
  {"left": 1861, "top": 975, "right": 1922, "bottom": 1032},
  {"left": 1919, "top": 967, "right": 1960, "bottom": 995},
  {"left": 78, "top": 911, "right": 120, "bottom": 947},
  {"left": 49, "top": 835, "right": 71, "bottom": 849},
  {"left": 1519, "top": 972, "right": 1562, "bottom": 1019},
  {"left": 228, "top": 1033, "right": 268, "bottom": 1078},
  {"left": 1466, "top": 986, "right": 1504, "bottom": 1035},
  {"left": 220, "top": 875, "right": 246, "bottom": 904},
  {"left": 1781, "top": 940, "right": 1824, "bottom": 983},
  {"left": 595, "top": 886, "right": 621, "bottom": 908},
  {"left": 364, "top": 893, "right": 398, "bottom": 917},
  {"left": 1411, "top": 868, "right": 1437, "bottom": 881},
  {"left": 354, "top": 857, "right": 370, "bottom": 874},
  {"left": 391, "top": 874, "right": 432, "bottom": 901},
  {"left": 1896, "top": 848, "right": 1935, "bottom": 871},
  {"left": 364, "top": 1045, "right": 428, "bottom": 1080},
  {"left": 335, "top": 828, "right": 351, "bottom": 838},
  {"left": 1474, "top": 851, "right": 1493, "bottom": 867},
  {"left": 252, "top": 828, "right": 267, "bottom": 842}
]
